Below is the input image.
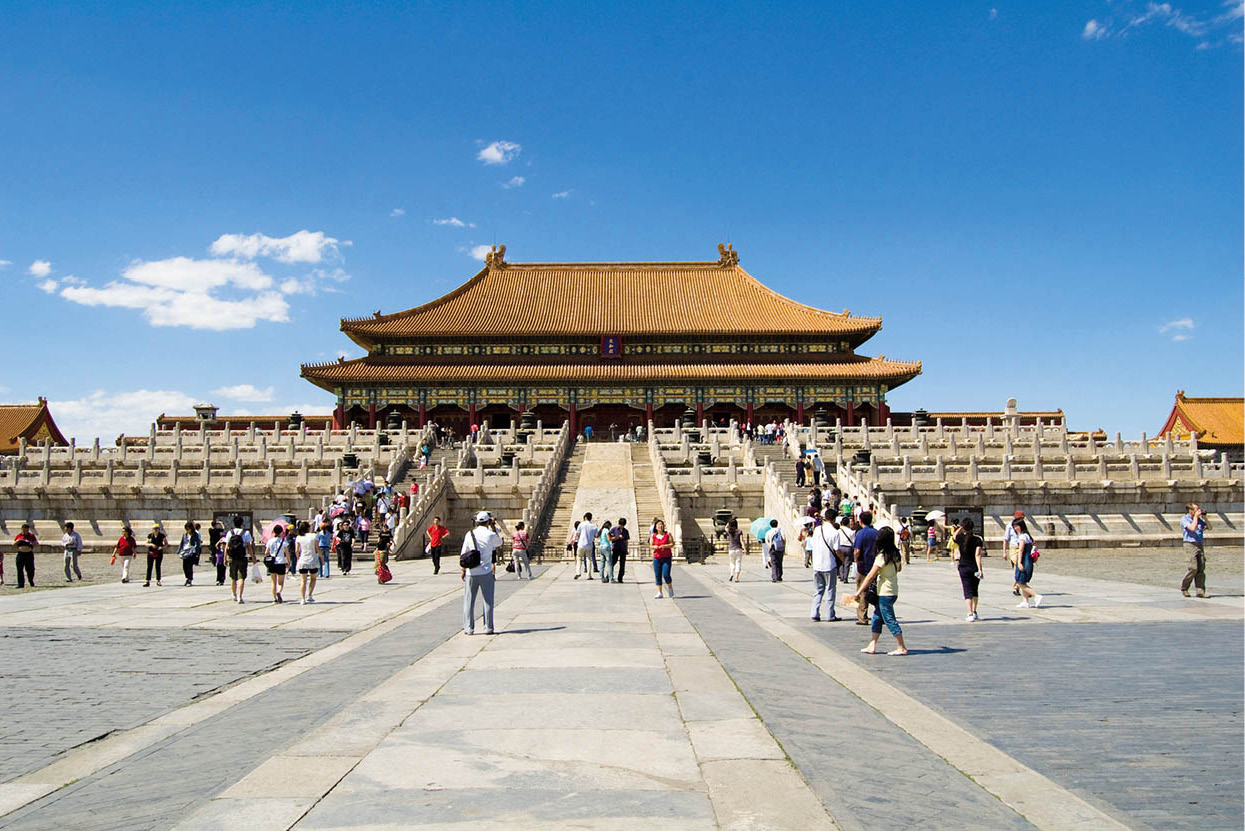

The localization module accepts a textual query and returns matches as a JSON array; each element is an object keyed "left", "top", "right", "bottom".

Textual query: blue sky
[{"left": 2, "top": 1, "right": 1241, "bottom": 441}]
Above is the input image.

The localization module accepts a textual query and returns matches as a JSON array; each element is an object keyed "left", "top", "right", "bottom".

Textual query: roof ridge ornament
[
  {"left": 485, "top": 244, "right": 507, "bottom": 269},
  {"left": 716, "top": 242, "right": 739, "bottom": 267}
]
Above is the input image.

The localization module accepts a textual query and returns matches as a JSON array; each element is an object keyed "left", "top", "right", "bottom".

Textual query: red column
[
  {"left": 746, "top": 401, "right": 754, "bottom": 427},
  {"left": 645, "top": 402, "right": 653, "bottom": 425},
  {"left": 878, "top": 401, "right": 889, "bottom": 422},
  {"left": 696, "top": 402, "right": 704, "bottom": 424},
  {"left": 796, "top": 401, "right": 804, "bottom": 424},
  {"left": 517, "top": 403, "right": 525, "bottom": 417},
  {"left": 367, "top": 403, "right": 377, "bottom": 429},
  {"left": 418, "top": 403, "right": 427, "bottom": 427},
  {"left": 846, "top": 401, "right": 855, "bottom": 425},
  {"left": 468, "top": 403, "right": 477, "bottom": 430},
  {"left": 569, "top": 403, "right": 578, "bottom": 435},
  {"left": 332, "top": 404, "right": 344, "bottom": 430}
]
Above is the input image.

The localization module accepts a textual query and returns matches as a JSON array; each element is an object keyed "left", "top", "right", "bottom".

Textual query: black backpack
[{"left": 226, "top": 531, "right": 247, "bottom": 559}]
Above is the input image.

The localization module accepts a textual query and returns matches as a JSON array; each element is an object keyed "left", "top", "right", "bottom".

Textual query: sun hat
[{"left": 475, "top": 511, "right": 491, "bottom": 523}]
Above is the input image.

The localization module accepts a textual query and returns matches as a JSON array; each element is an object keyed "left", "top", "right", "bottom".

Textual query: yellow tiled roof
[
  {"left": 340, "top": 249, "right": 883, "bottom": 345},
  {"left": 301, "top": 357, "right": 922, "bottom": 390},
  {"left": 1170, "top": 393, "right": 1244, "bottom": 445},
  {"left": 0, "top": 399, "right": 67, "bottom": 452}
]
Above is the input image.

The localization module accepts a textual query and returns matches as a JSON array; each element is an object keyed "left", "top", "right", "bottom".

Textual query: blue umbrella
[{"left": 750, "top": 517, "right": 775, "bottom": 542}]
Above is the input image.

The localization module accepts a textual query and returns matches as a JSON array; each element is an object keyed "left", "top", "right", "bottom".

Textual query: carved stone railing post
[{"left": 969, "top": 455, "right": 979, "bottom": 481}]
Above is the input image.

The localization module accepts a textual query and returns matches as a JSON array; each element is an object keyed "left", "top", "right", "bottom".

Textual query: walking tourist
[
  {"left": 1010, "top": 518, "right": 1043, "bottom": 609},
  {"left": 610, "top": 518, "right": 630, "bottom": 583},
  {"left": 114, "top": 525, "right": 136, "bottom": 583},
  {"left": 598, "top": 520, "right": 615, "bottom": 583},
  {"left": 846, "top": 527, "right": 908, "bottom": 656},
  {"left": 809, "top": 516, "right": 840, "bottom": 621},
  {"left": 335, "top": 518, "right": 354, "bottom": 576},
  {"left": 317, "top": 521, "right": 332, "bottom": 579},
  {"left": 795, "top": 456, "right": 806, "bottom": 487},
  {"left": 357, "top": 514, "right": 371, "bottom": 548},
  {"left": 853, "top": 511, "right": 879, "bottom": 625},
  {"left": 1004, "top": 510, "right": 1030, "bottom": 593},
  {"left": 511, "top": 521, "right": 533, "bottom": 579},
  {"left": 426, "top": 516, "right": 449, "bottom": 575},
  {"left": 811, "top": 453, "right": 825, "bottom": 487},
  {"left": 726, "top": 518, "right": 745, "bottom": 582},
  {"left": 651, "top": 519, "right": 674, "bottom": 598},
  {"left": 832, "top": 513, "right": 855, "bottom": 584},
  {"left": 210, "top": 520, "right": 226, "bottom": 585},
  {"left": 178, "top": 521, "right": 201, "bottom": 586},
  {"left": 953, "top": 518, "right": 985, "bottom": 621},
  {"left": 574, "top": 512, "right": 598, "bottom": 580},
  {"left": 925, "top": 521, "right": 938, "bottom": 561},
  {"left": 800, "top": 516, "right": 815, "bottom": 568},
  {"left": 295, "top": 521, "right": 320, "bottom": 604},
  {"left": 264, "top": 524, "right": 290, "bottom": 603},
  {"left": 764, "top": 520, "right": 785, "bottom": 582},
  {"left": 62, "top": 522, "right": 84, "bottom": 582},
  {"left": 13, "top": 523, "right": 37, "bottom": 588},
  {"left": 461, "top": 511, "right": 502, "bottom": 635},
  {"left": 224, "top": 516, "right": 253, "bottom": 603},
  {"left": 144, "top": 523, "right": 166, "bottom": 587},
  {"left": 1180, "top": 502, "right": 1208, "bottom": 597},
  {"left": 566, "top": 520, "right": 580, "bottom": 563},
  {"left": 898, "top": 517, "right": 912, "bottom": 564}
]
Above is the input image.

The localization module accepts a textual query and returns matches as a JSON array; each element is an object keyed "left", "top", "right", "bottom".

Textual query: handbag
[
  {"left": 459, "top": 530, "right": 482, "bottom": 569},
  {"left": 377, "top": 564, "right": 393, "bottom": 584}
]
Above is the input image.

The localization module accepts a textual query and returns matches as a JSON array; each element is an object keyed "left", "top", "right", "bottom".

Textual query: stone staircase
[
  {"left": 531, "top": 443, "right": 585, "bottom": 560},
  {"left": 630, "top": 444, "right": 664, "bottom": 552}
]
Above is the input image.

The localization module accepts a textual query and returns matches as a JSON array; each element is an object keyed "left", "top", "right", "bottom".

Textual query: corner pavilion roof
[
  {"left": 0, "top": 398, "right": 68, "bottom": 453},
  {"left": 340, "top": 245, "right": 883, "bottom": 348},
  {"left": 1162, "top": 392, "right": 1244, "bottom": 447}
]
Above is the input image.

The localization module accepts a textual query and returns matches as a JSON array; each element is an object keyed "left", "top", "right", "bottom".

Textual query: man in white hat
[{"left": 461, "top": 511, "right": 503, "bottom": 635}]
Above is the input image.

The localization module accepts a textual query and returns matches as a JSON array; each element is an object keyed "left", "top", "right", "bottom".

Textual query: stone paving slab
[
  {"left": 673, "top": 569, "right": 1034, "bottom": 831},
  {"left": 811, "top": 619, "right": 1245, "bottom": 831},
  {"left": 0, "top": 577, "right": 533, "bottom": 831},
  {"left": 0, "top": 627, "right": 347, "bottom": 783}
]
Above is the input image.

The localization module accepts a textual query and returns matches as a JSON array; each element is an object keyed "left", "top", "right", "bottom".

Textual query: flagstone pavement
[{"left": 0, "top": 554, "right": 1239, "bottom": 830}]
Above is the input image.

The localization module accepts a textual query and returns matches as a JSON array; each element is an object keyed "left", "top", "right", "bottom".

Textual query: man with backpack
[
  {"left": 223, "top": 516, "right": 254, "bottom": 603},
  {"left": 764, "top": 520, "right": 786, "bottom": 582}
]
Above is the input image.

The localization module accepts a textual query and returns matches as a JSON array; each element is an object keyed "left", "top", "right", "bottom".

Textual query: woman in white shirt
[
  {"left": 294, "top": 521, "right": 321, "bottom": 605},
  {"left": 264, "top": 525, "right": 291, "bottom": 604}
]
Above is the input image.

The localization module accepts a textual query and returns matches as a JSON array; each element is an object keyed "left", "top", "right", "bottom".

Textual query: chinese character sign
[{"left": 601, "top": 335, "right": 622, "bottom": 358}]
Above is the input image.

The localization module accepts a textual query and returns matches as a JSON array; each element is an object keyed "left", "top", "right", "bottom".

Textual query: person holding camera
[
  {"left": 461, "top": 511, "right": 503, "bottom": 635},
  {"left": 1180, "top": 502, "right": 1209, "bottom": 598}
]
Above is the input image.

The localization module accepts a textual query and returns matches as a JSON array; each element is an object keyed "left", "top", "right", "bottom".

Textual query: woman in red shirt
[
  {"left": 651, "top": 519, "right": 674, "bottom": 599},
  {"left": 113, "top": 526, "right": 137, "bottom": 583}
]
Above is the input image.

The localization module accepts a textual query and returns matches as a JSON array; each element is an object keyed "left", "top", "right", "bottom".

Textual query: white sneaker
[
  {"left": 1032, "top": 594, "right": 1043, "bottom": 608},
  {"left": 654, "top": 592, "right": 663, "bottom": 598},
  {"left": 300, "top": 598, "right": 306, "bottom": 605},
  {"left": 1015, "top": 600, "right": 1030, "bottom": 609},
  {"left": 965, "top": 613, "right": 975, "bottom": 622}
]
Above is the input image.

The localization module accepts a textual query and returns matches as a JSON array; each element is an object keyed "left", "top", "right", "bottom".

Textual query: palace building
[{"left": 300, "top": 244, "right": 921, "bottom": 432}]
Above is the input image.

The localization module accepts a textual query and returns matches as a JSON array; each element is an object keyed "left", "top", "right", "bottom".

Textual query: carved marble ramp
[{"left": 568, "top": 442, "right": 639, "bottom": 537}]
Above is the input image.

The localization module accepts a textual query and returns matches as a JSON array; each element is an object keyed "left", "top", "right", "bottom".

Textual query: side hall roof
[
  {"left": 340, "top": 245, "right": 883, "bottom": 348},
  {"left": 1162, "top": 392, "right": 1244, "bottom": 447},
  {"left": 0, "top": 398, "right": 69, "bottom": 453}
]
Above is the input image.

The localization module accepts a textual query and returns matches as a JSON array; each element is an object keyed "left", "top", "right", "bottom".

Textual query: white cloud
[
  {"left": 476, "top": 140, "right": 521, "bottom": 165},
  {"left": 466, "top": 244, "right": 492, "bottom": 261},
  {"left": 990, "top": 7, "right": 998, "bottom": 19},
  {"left": 389, "top": 208, "right": 405, "bottom": 217},
  {"left": 1082, "top": 18, "right": 1108, "bottom": 39},
  {"left": 209, "top": 230, "right": 345, "bottom": 264},
  {"left": 433, "top": 217, "right": 476, "bottom": 228},
  {"left": 551, "top": 189, "right": 573, "bottom": 199},
  {"left": 50, "top": 389, "right": 199, "bottom": 442},
  {"left": 0, "top": 259, "right": 11, "bottom": 269},
  {"left": 502, "top": 176, "right": 526, "bottom": 189},
  {"left": 37, "top": 279, "right": 58, "bottom": 293},
  {"left": 212, "top": 384, "right": 275, "bottom": 402},
  {"left": 1159, "top": 318, "right": 1195, "bottom": 341},
  {"left": 28, "top": 260, "right": 51, "bottom": 277}
]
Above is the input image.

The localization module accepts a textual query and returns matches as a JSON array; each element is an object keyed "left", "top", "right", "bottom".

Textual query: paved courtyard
[{"left": 0, "top": 554, "right": 1239, "bottom": 830}]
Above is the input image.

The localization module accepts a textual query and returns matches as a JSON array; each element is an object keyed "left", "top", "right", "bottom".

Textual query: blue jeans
[
  {"left": 811, "top": 570, "right": 837, "bottom": 619},
  {"left": 653, "top": 557, "right": 672, "bottom": 586},
  {"left": 600, "top": 547, "right": 614, "bottom": 582},
  {"left": 464, "top": 571, "right": 495, "bottom": 634},
  {"left": 319, "top": 547, "right": 331, "bottom": 578},
  {"left": 871, "top": 595, "right": 902, "bottom": 636}
]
